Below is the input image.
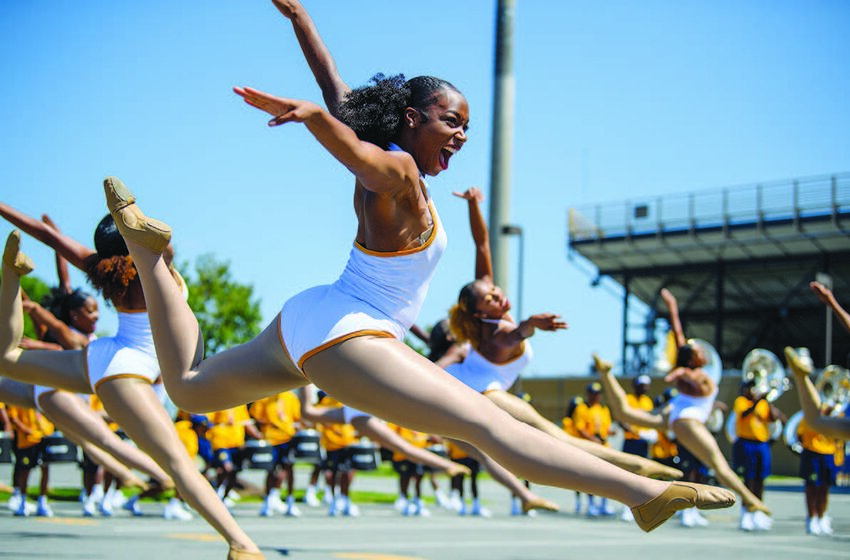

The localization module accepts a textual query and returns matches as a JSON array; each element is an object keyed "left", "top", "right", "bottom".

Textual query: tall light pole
[
  {"left": 489, "top": 0, "right": 516, "bottom": 291},
  {"left": 501, "top": 225, "right": 524, "bottom": 322}
]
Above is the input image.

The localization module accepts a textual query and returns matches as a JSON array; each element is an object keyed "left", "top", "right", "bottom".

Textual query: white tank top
[
  {"left": 334, "top": 183, "right": 447, "bottom": 330},
  {"left": 445, "top": 342, "right": 533, "bottom": 393},
  {"left": 114, "top": 311, "right": 156, "bottom": 355}
]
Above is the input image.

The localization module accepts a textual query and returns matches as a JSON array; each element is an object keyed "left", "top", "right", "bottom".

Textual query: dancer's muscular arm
[
  {"left": 233, "top": 89, "right": 419, "bottom": 195},
  {"left": 811, "top": 281, "right": 850, "bottom": 335},
  {"left": 272, "top": 0, "right": 351, "bottom": 116},
  {"left": 22, "top": 299, "right": 88, "bottom": 350},
  {"left": 453, "top": 187, "right": 492, "bottom": 282},
  {"left": 0, "top": 203, "right": 95, "bottom": 271},
  {"left": 42, "top": 214, "right": 73, "bottom": 294},
  {"left": 660, "top": 288, "right": 686, "bottom": 348}
]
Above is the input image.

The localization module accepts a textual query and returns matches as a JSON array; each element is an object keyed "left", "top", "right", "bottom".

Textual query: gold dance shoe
[
  {"left": 631, "top": 482, "right": 735, "bottom": 533},
  {"left": 592, "top": 353, "right": 613, "bottom": 374},
  {"left": 228, "top": 546, "right": 265, "bottom": 560},
  {"left": 447, "top": 462, "right": 472, "bottom": 478},
  {"left": 3, "top": 231, "right": 34, "bottom": 276},
  {"left": 103, "top": 176, "right": 172, "bottom": 254},
  {"left": 523, "top": 497, "right": 560, "bottom": 514},
  {"left": 784, "top": 346, "right": 813, "bottom": 377}
]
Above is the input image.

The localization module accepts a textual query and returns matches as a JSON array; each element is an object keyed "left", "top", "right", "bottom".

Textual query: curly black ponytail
[{"left": 338, "top": 73, "right": 460, "bottom": 148}]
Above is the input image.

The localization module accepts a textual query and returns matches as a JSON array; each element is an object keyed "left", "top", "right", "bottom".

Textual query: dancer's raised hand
[{"left": 233, "top": 87, "right": 321, "bottom": 126}]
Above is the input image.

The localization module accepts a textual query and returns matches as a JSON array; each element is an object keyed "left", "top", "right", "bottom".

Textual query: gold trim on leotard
[
  {"left": 297, "top": 330, "right": 396, "bottom": 372},
  {"left": 93, "top": 374, "right": 154, "bottom": 391}
]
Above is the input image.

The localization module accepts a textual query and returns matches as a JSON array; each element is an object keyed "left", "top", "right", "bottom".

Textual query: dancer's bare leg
[
  {"left": 304, "top": 337, "right": 734, "bottom": 532},
  {"left": 0, "top": 377, "right": 37, "bottom": 409},
  {"left": 592, "top": 355, "right": 669, "bottom": 430},
  {"left": 446, "top": 438, "right": 559, "bottom": 513},
  {"left": 672, "top": 419, "right": 769, "bottom": 514},
  {"left": 37, "top": 389, "right": 173, "bottom": 488},
  {"left": 486, "top": 389, "right": 681, "bottom": 480},
  {"left": 63, "top": 432, "right": 147, "bottom": 490},
  {"left": 785, "top": 347, "right": 850, "bottom": 439},
  {"left": 104, "top": 177, "right": 298, "bottom": 412},
  {"left": 97, "top": 377, "right": 260, "bottom": 556},
  {"left": 301, "top": 403, "right": 471, "bottom": 477},
  {"left": 357, "top": 417, "right": 471, "bottom": 477},
  {"left": 0, "top": 233, "right": 91, "bottom": 393}
]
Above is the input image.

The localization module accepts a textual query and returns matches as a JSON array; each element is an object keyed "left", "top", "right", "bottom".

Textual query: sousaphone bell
[{"left": 725, "top": 348, "right": 788, "bottom": 444}]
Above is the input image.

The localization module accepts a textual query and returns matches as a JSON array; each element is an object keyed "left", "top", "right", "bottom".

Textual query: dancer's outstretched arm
[
  {"left": 0, "top": 203, "right": 94, "bottom": 271},
  {"left": 453, "top": 187, "right": 492, "bottom": 281},
  {"left": 22, "top": 299, "right": 88, "bottom": 351},
  {"left": 785, "top": 346, "right": 850, "bottom": 439},
  {"left": 41, "top": 214, "right": 73, "bottom": 294},
  {"left": 811, "top": 281, "right": 850, "bottom": 335},
  {"left": 271, "top": 0, "right": 351, "bottom": 116},
  {"left": 233, "top": 90, "right": 419, "bottom": 194},
  {"left": 660, "top": 288, "right": 686, "bottom": 348}
]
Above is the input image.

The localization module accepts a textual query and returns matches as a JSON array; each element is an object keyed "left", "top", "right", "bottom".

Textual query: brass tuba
[
  {"left": 725, "top": 348, "right": 788, "bottom": 444},
  {"left": 814, "top": 365, "right": 850, "bottom": 414}
]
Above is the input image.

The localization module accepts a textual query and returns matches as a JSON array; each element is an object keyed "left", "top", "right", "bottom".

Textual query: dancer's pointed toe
[
  {"left": 103, "top": 176, "right": 172, "bottom": 254},
  {"left": 447, "top": 463, "right": 472, "bottom": 478},
  {"left": 784, "top": 346, "right": 813, "bottom": 377},
  {"left": 523, "top": 497, "right": 560, "bottom": 513},
  {"left": 592, "top": 353, "right": 613, "bottom": 375},
  {"left": 631, "top": 482, "right": 735, "bottom": 533},
  {"left": 227, "top": 546, "right": 265, "bottom": 560},
  {"left": 3, "top": 231, "right": 34, "bottom": 276}
]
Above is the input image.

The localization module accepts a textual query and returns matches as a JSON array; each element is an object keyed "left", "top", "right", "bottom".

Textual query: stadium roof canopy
[{"left": 568, "top": 172, "right": 850, "bottom": 373}]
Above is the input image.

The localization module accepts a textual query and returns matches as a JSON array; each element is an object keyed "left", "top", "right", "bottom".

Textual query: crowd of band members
[
  {"left": 562, "top": 375, "right": 847, "bottom": 534},
  {"left": 1, "top": 370, "right": 846, "bottom": 534}
]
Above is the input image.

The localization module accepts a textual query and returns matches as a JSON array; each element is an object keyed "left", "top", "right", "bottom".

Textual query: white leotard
[
  {"left": 279, "top": 172, "right": 447, "bottom": 373},
  {"left": 85, "top": 311, "right": 160, "bottom": 391},
  {"left": 667, "top": 387, "right": 719, "bottom": 426},
  {"left": 444, "top": 340, "right": 532, "bottom": 394}
]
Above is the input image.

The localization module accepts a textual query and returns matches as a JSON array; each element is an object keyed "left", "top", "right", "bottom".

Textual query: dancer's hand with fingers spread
[
  {"left": 233, "top": 87, "right": 321, "bottom": 126},
  {"left": 452, "top": 187, "right": 484, "bottom": 204},
  {"left": 524, "top": 313, "right": 568, "bottom": 334}
]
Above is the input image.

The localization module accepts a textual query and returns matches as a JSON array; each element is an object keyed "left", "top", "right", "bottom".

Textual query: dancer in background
[
  {"left": 592, "top": 288, "right": 771, "bottom": 527},
  {"left": 444, "top": 187, "right": 682, "bottom": 481},
  {"left": 0, "top": 204, "right": 262, "bottom": 559},
  {"left": 783, "top": 281, "right": 850, "bottom": 440}
]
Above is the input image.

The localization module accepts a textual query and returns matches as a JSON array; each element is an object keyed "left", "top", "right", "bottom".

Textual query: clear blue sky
[{"left": 2, "top": 1, "right": 848, "bottom": 377}]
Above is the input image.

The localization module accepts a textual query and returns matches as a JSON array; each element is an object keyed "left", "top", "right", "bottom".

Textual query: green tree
[{"left": 179, "top": 254, "right": 263, "bottom": 357}]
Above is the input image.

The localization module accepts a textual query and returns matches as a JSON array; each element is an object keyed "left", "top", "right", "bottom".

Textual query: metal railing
[{"left": 569, "top": 173, "right": 850, "bottom": 242}]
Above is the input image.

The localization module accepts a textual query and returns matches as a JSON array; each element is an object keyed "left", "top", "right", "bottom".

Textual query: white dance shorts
[
  {"left": 85, "top": 336, "right": 160, "bottom": 391},
  {"left": 278, "top": 284, "right": 404, "bottom": 374},
  {"left": 667, "top": 389, "right": 718, "bottom": 426}
]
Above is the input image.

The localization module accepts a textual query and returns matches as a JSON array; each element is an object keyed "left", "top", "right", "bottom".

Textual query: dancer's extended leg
[
  {"left": 37, "top": 389, "right": 173, "bottom": 488},
  {"left": 354, "top": 417, "right": 471, "bottom": 477},
  {"left": 63, "top": 432, "right": 147, "bottom": 490},
  {"left": 104, "top": 177, "right": 302, "bottom": 412},
  {"left": 96, "top": 377, "right": 260, "bottom": 557},
  {"left": 0, "top": 233, "right": 91, "bottom": 393},
  {"left": 592, "top": 355, "right": 668, "bottom": 430},
  {"left": 304, "top": 337, "right": 734, "bottom": 531},
  {"left": 785, "top": 347, "right": 850, "bottom": 440},
  {"left": 446, "top": 438, "right": 559, "bottom": 513},
  {"left": 672, "top": 419, "right": 769, "bottom": 514},
  {"left": 485, "top": 389, "right": 681, "bottom": 480}
]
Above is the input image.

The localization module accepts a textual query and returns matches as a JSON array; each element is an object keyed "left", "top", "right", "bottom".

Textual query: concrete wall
[{"left": 520, "top": 374, "right": 804, "bottom": 477}]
